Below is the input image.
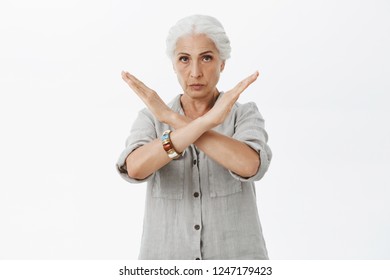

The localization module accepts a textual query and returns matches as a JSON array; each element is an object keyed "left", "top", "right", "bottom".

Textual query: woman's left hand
[
  {"left": 203, "top": 71, "right": 260, "bottom": 127},
  {"left": 121, "top": 71, "right": 173, "bottom": 123}
]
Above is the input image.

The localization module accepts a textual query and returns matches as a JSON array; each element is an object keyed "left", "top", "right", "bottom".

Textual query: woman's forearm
[
  {"left": 167, "top": 113, "right": 260, "bottom": 178},
  {"left": 127, "top": 112, "right": 259, "bottom": 180},
  {"left": 126, "top": 116, "right": 213, "bottom": 180}
]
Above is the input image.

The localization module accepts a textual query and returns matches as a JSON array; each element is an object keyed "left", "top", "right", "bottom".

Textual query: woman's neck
[{"left": 180, "top": 89, "right": 219, "bottom": 119}]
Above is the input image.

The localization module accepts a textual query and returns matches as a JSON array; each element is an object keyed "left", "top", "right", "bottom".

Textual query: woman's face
[{"left": 173, "top": 33, "right": 225, "bottom": 101}]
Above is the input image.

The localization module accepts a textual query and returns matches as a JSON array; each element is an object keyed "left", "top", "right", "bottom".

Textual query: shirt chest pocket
[
  {"left": 208, "top": 160, "right": 242, "bottom": 197},
  {"left": 152, "top": 158, "right": 185, "bottom": 199}
]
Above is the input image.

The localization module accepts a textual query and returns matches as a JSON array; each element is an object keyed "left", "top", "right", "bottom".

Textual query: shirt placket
[{"left": 190, "top": 145, "right": 202, "bottom": 260}]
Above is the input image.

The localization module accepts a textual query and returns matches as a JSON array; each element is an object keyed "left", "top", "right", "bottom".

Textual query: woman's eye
[
  {"left": 179, "top": 56, "right": 189, "bottom": 63},
  {"left": 203, "top": 55, "right": 212, "bottom": 62}
]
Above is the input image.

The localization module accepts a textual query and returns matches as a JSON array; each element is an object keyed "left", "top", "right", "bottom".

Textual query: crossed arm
[{"left": 121, "top": 71, "right": 261, "bottom": 180}]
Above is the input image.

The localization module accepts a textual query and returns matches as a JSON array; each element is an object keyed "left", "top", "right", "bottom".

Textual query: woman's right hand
[{"left": 121, "top": 71, "right": 174, "bottom": 124}]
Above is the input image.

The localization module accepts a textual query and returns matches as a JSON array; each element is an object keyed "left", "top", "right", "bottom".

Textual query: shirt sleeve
[
  {"left": 116, "top": 108, "right": 157, "bottom": 184},
  {"left": 230, "top": 102, "right": 272, "bottom": 182}
]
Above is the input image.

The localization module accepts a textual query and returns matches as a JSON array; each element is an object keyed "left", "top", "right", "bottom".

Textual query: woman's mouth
[{"left": 189, "top": 84, "right": 205, "bottom": 91}]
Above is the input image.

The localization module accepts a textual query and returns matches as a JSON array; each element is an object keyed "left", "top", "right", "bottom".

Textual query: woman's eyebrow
[
  {"left": 199, "top": 50, "right": 214, "bottom": 55},
  {"left": 176, "top": 50, "right": 214, "bottom": 57},
  {"left": 176, "top": 52, "right": 190, "bottom": 56}
]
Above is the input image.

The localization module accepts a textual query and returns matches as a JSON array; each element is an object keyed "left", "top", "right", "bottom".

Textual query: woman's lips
[{"left": 189, "top": 84, "right": 205, "bottom": 91}]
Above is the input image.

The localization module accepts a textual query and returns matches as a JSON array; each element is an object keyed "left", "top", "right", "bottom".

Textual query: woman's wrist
[
  {"left": 194, "top": 115, "right": 217, "bottom": 134},
  {"left": 158, "top": 109, "right": 175, "bottom": 126},
  {"left": 168, "top": 116, "right": 212, "bottom": 152},
  {"left": 164, "top": 111, "right": 188, "bottom": 129}
]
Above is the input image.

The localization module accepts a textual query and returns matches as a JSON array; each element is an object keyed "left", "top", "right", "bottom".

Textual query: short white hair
[{"left": 166, "top": 15, "right": 231, "bottom": 61}]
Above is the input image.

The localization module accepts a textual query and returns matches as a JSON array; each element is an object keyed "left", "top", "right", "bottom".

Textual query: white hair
[{"left": 166, "top": 15, "right": 231, "bottom": 61}]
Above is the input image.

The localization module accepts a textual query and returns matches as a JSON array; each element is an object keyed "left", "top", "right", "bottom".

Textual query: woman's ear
[{"left": 220, "top": 61, "right": 225, "bottom": 72}]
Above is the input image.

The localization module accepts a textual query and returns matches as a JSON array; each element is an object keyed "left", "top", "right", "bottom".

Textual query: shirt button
[
  {"left": 194, "top": 224, "right": 200, "bottom": 230},
  {"left": 193, "top": 192, "right": 199, "bottom": 198},
  {"left": 195, "top": 258, "right": 200, "bottom": 260},
  {"left": 193, "top": 159, "right": 197, "bottom": 165}
]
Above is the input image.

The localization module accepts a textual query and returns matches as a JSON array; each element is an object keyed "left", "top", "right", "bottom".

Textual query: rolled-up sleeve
[
  {"left": 230, "top": 102, "right": 272, "bottom": 182},
  {"left": 116, "top": 108, "right": 157, "bottom": 184}
]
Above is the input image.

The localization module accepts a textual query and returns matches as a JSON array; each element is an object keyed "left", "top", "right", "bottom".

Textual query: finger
[
  {"left": 121, "top": 71, "right": 152, "bottom": 94},
  {"left": 122, "top": 71, "right": 139, "bottom": 85},
  {"left": 121, "top": 70, "right": 135, "bottom": 80},
  {"left": 121, "top": 71, "right": 136, "bottom": 86},
  {"left": 235, "top": 71, "right": 259, "bottom": 92},
  {"left": 121, "top": 71, "right": 130, "bottom": 82}
]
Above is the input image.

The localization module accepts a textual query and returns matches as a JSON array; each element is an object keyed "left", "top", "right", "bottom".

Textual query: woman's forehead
[{"left": 175, "top": 33, "right": 218, "bottom": 55}]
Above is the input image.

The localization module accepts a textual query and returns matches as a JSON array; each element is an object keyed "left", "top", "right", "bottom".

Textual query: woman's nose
[{"left": 190, "top": 62, "right": 202, "bottom": 78}]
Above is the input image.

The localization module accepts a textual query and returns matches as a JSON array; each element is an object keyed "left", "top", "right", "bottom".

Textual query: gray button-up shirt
[{"left": 116, "top": 93, "right": 272, "bottom": 260}]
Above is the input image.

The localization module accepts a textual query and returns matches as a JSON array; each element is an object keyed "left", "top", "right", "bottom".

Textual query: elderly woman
[{"left": 116, "top": 15, "right": 272, "bottom": 260}]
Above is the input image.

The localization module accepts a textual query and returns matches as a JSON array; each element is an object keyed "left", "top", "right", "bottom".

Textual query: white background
[{"left": 0, "top": 0, "right": 389, "bottom": 260}]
